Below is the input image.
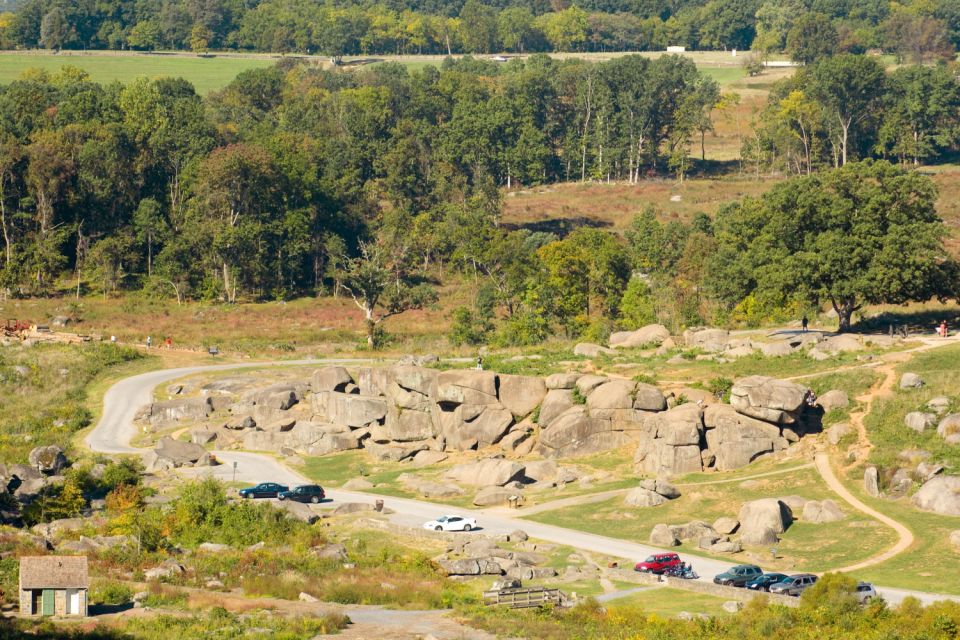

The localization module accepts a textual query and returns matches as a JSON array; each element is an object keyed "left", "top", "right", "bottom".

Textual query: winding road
[{"left": 85, "top": 357, "right": 959, "bottom": 607}]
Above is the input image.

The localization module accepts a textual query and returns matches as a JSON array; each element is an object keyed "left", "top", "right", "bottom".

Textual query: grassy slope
[{"left": 0, "top": 53, "right": 274, "bottom": 94}]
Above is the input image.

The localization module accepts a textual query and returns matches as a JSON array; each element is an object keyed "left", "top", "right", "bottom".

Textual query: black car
[
  {"left": 746, "top": 573, "right": 789, "bottom": 592},
  {"left": 238, "top": 482, "right": 289, "bottom": 499},
  {"left": 278, "top": 484, "right": 326, "bottom": 504},
  {"left": 713, "top": 564, "right": 763, "bottom": 587}
]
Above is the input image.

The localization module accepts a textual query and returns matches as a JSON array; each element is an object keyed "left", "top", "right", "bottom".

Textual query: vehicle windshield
[
  {"left": 643, "top": 556, "right": 655, "bottom": 563},
  {"left": 436, "top": 516, "right": 448, "bottom": 522}
]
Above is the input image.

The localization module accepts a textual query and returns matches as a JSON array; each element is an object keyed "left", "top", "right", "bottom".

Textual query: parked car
[
  {"left": 278, "top": 484, "right": 325, "bottom": 503},
  {"left": 423, "top": 515, "right": 477, "bottom": 532},
  {"left": 713, "top": 565, "right": 763, "bottom": 587},
  {"left": 238, "top": 482, "right": 289, "bottom": 499},
  {"left": 856, "top": 582, "right": 878, "bottom": 604},
  {"left": 634, "top": 553, "right": 681, "bottom": 574},
  {"left": 769, "top": 574, "right": 818, "bottom": 596},
  {"left": 746, "top": 573, "right": 790, "bottom": 592}
]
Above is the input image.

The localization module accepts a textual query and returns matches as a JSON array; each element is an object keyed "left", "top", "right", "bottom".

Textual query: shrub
[
  {"left": 90, "top": 579, "right": 134, "bottom": 605},
  {"left": 707, "top": 377, "right": 734, "bottom": 401},
  {"left": 571, "top": 387, "right": 587, "bottom": 405}
]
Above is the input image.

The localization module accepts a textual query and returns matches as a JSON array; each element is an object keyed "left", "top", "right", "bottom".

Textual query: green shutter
[{"left": 41, "top": 589, "right": 54, "bottom": 616}]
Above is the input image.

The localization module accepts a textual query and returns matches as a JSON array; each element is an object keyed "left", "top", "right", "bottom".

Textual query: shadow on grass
[
  {"left": 855, "top": 306, "right": 960, "bottom": 336},
  {"left": 89, "top": 602, "right": 135, "bottom": 616}
]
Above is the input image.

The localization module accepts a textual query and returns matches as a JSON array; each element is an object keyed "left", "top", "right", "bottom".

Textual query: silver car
[
  {"left": 856, "top": 582, "right": 878, "bottom": 604},
  {"left": 769, "top": 573, "right": 818, "bottom": 596}
]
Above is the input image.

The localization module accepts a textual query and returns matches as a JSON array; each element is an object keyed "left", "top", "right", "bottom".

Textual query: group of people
[{"left": 144, "top": 336, "right": 174, "bottom": 349}]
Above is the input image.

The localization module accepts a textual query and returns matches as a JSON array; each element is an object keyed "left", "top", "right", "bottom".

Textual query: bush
[
  {"left": 707, "top": 377, "right": 734, "bottom": 401},
  {"left": 90, "top": 580, "right": 134, "bottom": 605},
  {"left": 620, "top": 278, "right": 656, "bottom": 329}
]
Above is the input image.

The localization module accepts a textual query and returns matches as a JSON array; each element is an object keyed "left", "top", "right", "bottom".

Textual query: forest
[
  {"left": 1, "top": 0, "right": 959, "bottom": 59},
  {"left": 0, "top": 51, "right": 958, "bottom": 344}
]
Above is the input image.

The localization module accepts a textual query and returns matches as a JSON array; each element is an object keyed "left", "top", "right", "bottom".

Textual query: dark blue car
[
  {"left": 746, "top": 573, "right": 790, "bottom": 592},
  {"left": 239, "top": 482, "right": 289, "bottom": 499}
]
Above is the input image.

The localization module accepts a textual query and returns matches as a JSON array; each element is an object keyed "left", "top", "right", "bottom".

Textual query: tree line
[{"left": 2, "top": 0, "right": 959, "bottom": 58}]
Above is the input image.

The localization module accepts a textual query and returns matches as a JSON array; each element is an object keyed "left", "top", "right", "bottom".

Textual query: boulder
[
  {"left": 864, "top": 466, "right": 881, "bottom": 497},
  {"left": 141, "top": 397, "right": 213, "bottom": 425},
  {"left": 276, "top": 500, "right": 319, "bottom": 524},
  {"left": 523, "top": 460, "right": 558, "bottom": 482},
  {"left": 683, "top": 328, "right": 730, "bottom": 353},
  {"left": 900, "top": 373, "right": 924, "bottom": 389},
  {"left": 827, "top": 423, "right": 852, "bottom": 445},
  {"left": 723, "top": 601, "right": 743, "bottom": 613},
  {"left": 539, "top": 409, "right": 631, "bottom": 458},
  {"left": 144, "top": 559, "right": 185, "bottom": 581},
  {"left": 28, "top": 445, "right": 68, "bottom": 474},
  {"left": 191, "top": 429, "right": 217, "bottom": 445},
  {"left": 390, "top": 366, "right": 439, "bottom": 397},
  {"left": 498, "top": 374, "right": 547, "bottom": 419},
  {"left": 669, "top": 521, "right": 715, "bottom": 541},
  {"left": 819, "top": 334, "right": 864, "bottom": 353},
  {"left": 312, "top": 367, "right": 354, "bottom": 392},
  {"left": 710, "top": 540, "right": 743, "bottom": 554},
  {"left": 437, "top": 370, "right": 499, "bottom": 405},
  {"left": 917, "top": 462, "right": 944, "bottom": 480},
  {"left": 712, "top": 517, "right": 739, "bottom": 535},
  {"left": 409, "top": 450, "right": 449, "bottom": 467},
  {"left": 905, "top": 412, "right": 937, "bottom": 433},
  {"left": 443, "top": 405, "right": 514, "bottom": 449},
  {"left": 639, "top": 478, "right": 680, "bottom": 499},
  {"left": 801, "top": 499, "right": 845, "bottom": 523},
  {"left": 758, "top": 342, "right": 795, "bottom": 357},
  {"left": 492, "top": 578, "right": 522, "bottom": 590},
  {"left": 637, "top": 442, "right": 703, "bottom": 476},
  {"left": 545, "top": 373, "right": 580, "bottom": 390},
  {"left": 949, "top": 530, "right": 960, "bottom": 550},
  {"left": 500, "top": 428, "right": 533, "bottom": 453},
  {"left": 342, "top": 477, "right": 374, "bottom": 490},
  {"left": 313, "top": 543, "right": 348, "bottom": 561},
  {"left": 511, "top": 530, "right": 529, "bottom": 542},
  {"left": 446, "top": 459, "right": 526, "bottom": 487},
  {"left": 537, "top": 389, "right": 575, "bottom": 426},
  {"left": 704, "top": 405, "right": 786, "bottom": 471},
  {"left": 575, "top": 375, "right": 609, "bottom": 396},
  {"left": 574, "top": 343, "right": 616, "bottom": 358},
  {"left": 913, "top": 476, "right": 960, "bottom": 516},
  {"left": 738, "top": 498, "right": 791, "bottom": 545},
  {"left": 473, "top": 486, "right": 517, "bottom": 506},
  {"left": 649, "top": 523, "right": 680, "bottom": 546},
  {"left": 399, "top": 474, "right": 464, "bottom": 499},
  {"left": 937, "top": 414, "right": 960, "bottom": 445},
  {"left": 198, "top": 542, "right": 230, "bottom": 553},
  {"left": 927, "top": 397, "right": 951, "bottom": 415},
  {"left": 729, "top": 376, "right": 807, "bottom": 424},
  {"left": 154, "top": 437, "right": 207, "bottom": 467},
  {"left": 586, "top": 380, "right": 636, "bottom": 410},
  {"left": 609, "top": 324, "right": 671, "bottom": 348},
  {"left": 633, "top": 384, "right": 667, "bottom": 411},
  {"left": 384, "top": 407, "right": 436, "bottom": 442},
  {"left": 818, "top": 390, "right": 849, "bottom": 412},
  {"left": 624, "top": 488, "right": 668, "bottom": 508},
  {"left": 312, "top": 392, "right": 388, "bottom": 427},
  {"left": 364, "top": 442, "right": 426, "bottom": 462}
]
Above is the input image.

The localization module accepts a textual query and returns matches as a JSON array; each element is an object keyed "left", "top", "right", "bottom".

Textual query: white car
[
  {"left": 423, "top": 515, "right": 477, "bottom": 532},
  {"left": 856, "top": 582, "right": 878, "bottom": 604}
]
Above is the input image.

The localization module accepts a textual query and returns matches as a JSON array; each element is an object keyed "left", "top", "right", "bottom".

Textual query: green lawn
[
  {"left": 0, "top": 53, "right": 275, "bottom": 94},
  {"left": 701, "top": 66, "right": 747, "bottom": 86},
  {"left": 524, "top": 466, "right": 898, "bottom": 573},
  {"left": 866, "top": 344, "right": 960, "bottom": 470}
]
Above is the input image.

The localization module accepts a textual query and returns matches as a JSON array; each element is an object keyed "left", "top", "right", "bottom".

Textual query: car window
[
  {"left": 449, "top": 517, "right": 462, "bottom": 522},
  {"left": 644, "top": 556, "right": 655, "bottom": 563}
]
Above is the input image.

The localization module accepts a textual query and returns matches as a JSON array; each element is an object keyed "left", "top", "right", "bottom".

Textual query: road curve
[{"left": 86, "top": 360, "right": 957, "bottom": 607}]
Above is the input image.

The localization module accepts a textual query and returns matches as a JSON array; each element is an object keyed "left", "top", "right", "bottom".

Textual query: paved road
[{"left": 86, "top": 360, "right": 958, "bottom": 607}]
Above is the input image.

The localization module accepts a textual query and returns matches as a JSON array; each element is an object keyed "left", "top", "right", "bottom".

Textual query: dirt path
[{"left": 814, "top": 453, "right": 915, "bottom": 573}]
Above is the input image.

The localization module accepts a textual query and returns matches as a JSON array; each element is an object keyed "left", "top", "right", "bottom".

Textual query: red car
[{"left": 634, "top": 552, "right": 681, "bottom": 574}]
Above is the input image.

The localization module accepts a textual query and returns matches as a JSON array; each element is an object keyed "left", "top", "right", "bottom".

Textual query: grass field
[
  {"left": 0, "top": 52, "right": 276, "bottom": 94},
  {"left": 524, "top": 465, "right": 899, "bottom": 574},
  {"left": 606, "top": 586, "right": 731, "bottom": 617}
]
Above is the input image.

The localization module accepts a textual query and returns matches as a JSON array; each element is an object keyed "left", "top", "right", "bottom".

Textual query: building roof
[{"left": 19, "top": 556, "right": 89, "bottom": 589}]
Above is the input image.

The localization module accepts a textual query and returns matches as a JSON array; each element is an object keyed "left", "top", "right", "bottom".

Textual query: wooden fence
[{"left": 483, "top": 587, "right": 571, "bottom": 609}]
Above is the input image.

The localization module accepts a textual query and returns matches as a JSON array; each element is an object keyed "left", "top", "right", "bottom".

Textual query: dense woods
[
  {"left": 0, "top": 0, "right": 958, "bottom": 58},
  {"left": 0, "top": 51, "right": 957, "bottom": 343}
]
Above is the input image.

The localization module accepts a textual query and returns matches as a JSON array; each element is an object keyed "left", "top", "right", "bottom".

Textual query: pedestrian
[
  {"left": 146, "top": 335, "right": 152, "bottom": 349},
  {"left": 110, "top": 335, "right": 116, "bottom": 344},
  {"left": 165, "top": 336, "right": 172, "bottom": 349},
  {"left": 940, "top": 320, "right": 948, "bottom": 338},
  {"left": 801, "top": 315, "right": 808, "bottom": 332},
  {"left": 476, "top": 355, "right": 483, "bottom": 371}
]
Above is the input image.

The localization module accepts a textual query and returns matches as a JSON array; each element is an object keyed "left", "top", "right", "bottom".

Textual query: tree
[
  {"left": 190, "top": 23, "right": 213, "bottom": 53},
  {"left": 881, "top": 13, "right": 954, "bottom": 64},
  {"left": 877, "top": 66, "right": 960, "bottom": 165},
  {"left": 0, "top": 134, "right": 20, "bottom": 270},
  {"left": 786, "top": 13, "right": 837, "bottom": 64},
  {"left": 707, "top": 160, "right": 957, "bottom": 332},
  {"left": 497, "top": 7, "right": 535, "bottom": 54},
  {"left": 458, "top": 0, "right": 498, "bottom": 53},
  {"left": 133, "top": 198, "right": 167, "bottom": 277},
  {"left": 39, "top": 7, "right": 70, "bottom": 51},
  {"left": 542, "top": 7, "right": 589, "bottom": 52},
  {"left": 807, "top": 54, "right": 886, "bottom": 166},
  {"left": 341, "top": 241, "right": 438, "bottom": 348},
  {"left": 128, "top": 20, "right": 163, "bottom": 51}
]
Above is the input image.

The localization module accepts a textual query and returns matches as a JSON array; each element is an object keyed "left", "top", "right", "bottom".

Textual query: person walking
[
  {"left": 940, "top": 320, "right": 948, "bottom": 338},
  {"left": 801, "top": 315, "right": 809, "bottom": 332},
  {"left": 146, "top": 335, "right": 152, "bottom": 349},
  {"left": 476, "top": 355, "right": 483, "bottom": 371}
]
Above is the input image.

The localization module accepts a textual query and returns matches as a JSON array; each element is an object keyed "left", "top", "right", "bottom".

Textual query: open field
[
  {"left": 523, "top": 465, "right": 899, "bottom": 574},
  {"left": 606, "top": 586, "right": 731, "bottom": 617},
  {"left": 0, "top": 52, "right": 276, "bottom": 94}
]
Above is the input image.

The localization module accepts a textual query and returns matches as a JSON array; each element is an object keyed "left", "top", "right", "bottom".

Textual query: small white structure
[
  {"left": 666, "top": 46, "right": 686, "bottom": 52},
  {"left": 19, "top": 556, "right": 89, "bottom": 617}
]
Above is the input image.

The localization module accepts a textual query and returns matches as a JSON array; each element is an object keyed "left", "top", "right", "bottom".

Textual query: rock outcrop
[
  {"left": 609, "top": 324, "right": 671, "bottom": 348},
  {"left": 729, "top": 376, "right": 807, "bottom": 424},
  {"left": 913, "top": 475, "right": 960, "bottom": 516},
  {"left": 738, "top": 499, "right": 792, "bottom": 545}
]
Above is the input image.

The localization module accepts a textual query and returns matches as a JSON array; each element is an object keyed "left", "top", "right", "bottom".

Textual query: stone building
[{"left": 19, "top": 555, "right": 89, "bottom": 617}]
